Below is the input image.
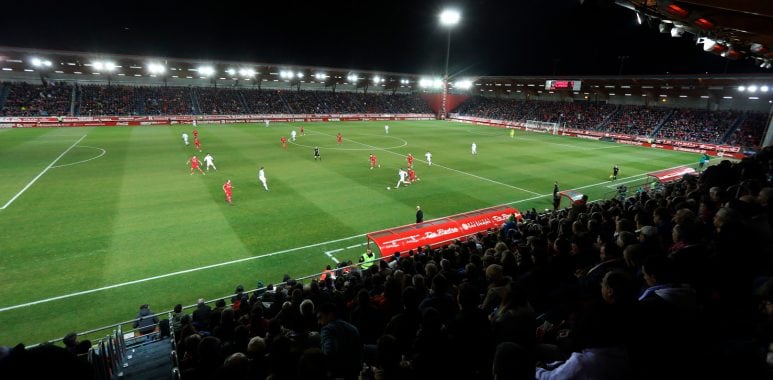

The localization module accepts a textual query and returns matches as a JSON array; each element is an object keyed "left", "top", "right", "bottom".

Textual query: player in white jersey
[
  {"left": 265, "top": 119, "right": 270, "bottom": 128},
  {"left": 291, "top": 130, "right": 297, "bottom": 142},
  {"left": 395, "top": 168, "right": 409, "bottom": 188},
  {"left": 384, "top": 124, "right": 389, "bottom": 134},
  {"left": 471, "top": 142, "right": 477, "bottom": 156},
  {"left": 258, "top": 166, "right": 269, "bottom": 191},
  {"left": 203, "top": 153, "right": 217, "bottom": 171},
  {"left": 425, "top": 151, "right": 432, "bottom": 166},
  {"left": 182, "top": 132, "right": 189, "bottom": 146}
]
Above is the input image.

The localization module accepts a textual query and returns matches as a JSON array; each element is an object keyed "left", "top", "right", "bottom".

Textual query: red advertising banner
[
  {"left": 367, "top": 205, "right": 521, "bottom": 256},
  {"left": 0, "top": 114, "right": 434, "bottom": 128},
  {"left": 647, "top": 166, "right": 697, "bottom": 183}
]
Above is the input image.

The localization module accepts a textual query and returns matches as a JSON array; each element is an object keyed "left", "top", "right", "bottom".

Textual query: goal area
[{"left": 524, "top": 120, "right": 559, "bottom": 135}]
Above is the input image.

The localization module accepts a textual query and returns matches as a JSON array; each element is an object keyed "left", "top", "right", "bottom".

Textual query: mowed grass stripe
[{"left": 104, "top": 127, "right": 251, "bottom": 282}]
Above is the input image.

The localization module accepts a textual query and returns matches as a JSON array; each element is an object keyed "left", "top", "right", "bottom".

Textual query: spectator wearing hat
[{"left": 635, "top": 225, "right": 664, "bottom": 257}]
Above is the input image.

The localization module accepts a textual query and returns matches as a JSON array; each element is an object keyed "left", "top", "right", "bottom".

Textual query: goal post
[{"left": 524, "top": 120, "right": 559, "bottom": 135}]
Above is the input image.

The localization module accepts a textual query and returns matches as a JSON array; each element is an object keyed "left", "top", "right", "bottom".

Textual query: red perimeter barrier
[{"left": 367, "top": 205, "right": 521, "bottom": 257}]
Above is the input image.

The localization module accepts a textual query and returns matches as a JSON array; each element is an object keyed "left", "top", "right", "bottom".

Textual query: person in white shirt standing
[
  {"left": 291, "top": 129, "right": 297, "bottom": 142},
  {"left": 384, "top": 124, "right": 389, "bottom": 134},
  {"left": 471, "top": 142, "right": 477, "bottom": 156},
  {"left": 182, "top": 132, "right": 189, "bottom": 146},
  {"left": 265, "top": 119, "right": 270, "bottom": 128},
  {"left": 203, "top": 153, "right": 217, "bottom": 171},
  {"left": 396, "top": 168, "right": 409, "bottom": 188},
  {"left": 425, "top": 151, "right": 432, "bottom": 166},
  {"left": 258, "top": 166, "right": 269, "bottom": 191}
]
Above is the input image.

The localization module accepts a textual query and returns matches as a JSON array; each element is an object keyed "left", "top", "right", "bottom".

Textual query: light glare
[{"left": 439, "top": 9, "right": 461, "bottom": 26}]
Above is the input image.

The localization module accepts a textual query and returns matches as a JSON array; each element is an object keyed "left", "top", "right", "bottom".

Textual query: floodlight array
[
  {"left": 737, "top": 85, "right": 770, "bottom": 93},
  {"left": 147, "top": 63, "right": 165, "bottom": 74},
  {"left": 30, "top": 58, "right": 52, "bottom": 67}
]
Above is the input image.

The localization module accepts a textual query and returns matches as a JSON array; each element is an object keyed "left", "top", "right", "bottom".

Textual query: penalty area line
[{"left": 1, "top": 134, "right": 87, "bottom": 210}]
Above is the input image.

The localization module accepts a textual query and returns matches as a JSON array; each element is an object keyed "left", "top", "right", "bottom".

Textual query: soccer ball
[{"left": 387, "top": 186, "right": 391, "bottom": 190}]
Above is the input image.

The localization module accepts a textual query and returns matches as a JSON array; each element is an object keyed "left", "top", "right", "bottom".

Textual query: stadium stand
[
  {"left": 656, "top": 108, "right": 743, "bottom": 144},
  {"left": 1, "top": 82, "right": 72, "bottom": 116},
  {"left": 603, "top": 105, "right": 673, "bottom": 136},
  {"left": 454, "top": 95, "right": 768, "bottom": 148}
]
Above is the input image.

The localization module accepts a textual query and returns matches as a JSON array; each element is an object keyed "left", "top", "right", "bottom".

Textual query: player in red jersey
[
  {"left": 408, "top": 168, "right": 418, "bottom": 183},
  {"left": 299, "top": 125, "right": 305, "bottom": 136},
  {"left": 369, "top": 154, "right": 380, "bottom": 169},
  {"left": 280, "top": 136, "right": 288, "bottom": 149},
  {"left": 193, "top": 128, "right": 198, "bottom": 139},
  {"left": 187, "top": 155, "right": 205, "bottom": 175},
  {"left": 337, "top": 132, "right": 342, "bottom": 144},
  {"left": 193, "top": 136, "right": 202, "bottom": 152},
  {"left": 407, "top": 153, "right": 414, "bottom": 168},
  {"left": 223, "top": 179, "right": 233, "bottom": 205}
]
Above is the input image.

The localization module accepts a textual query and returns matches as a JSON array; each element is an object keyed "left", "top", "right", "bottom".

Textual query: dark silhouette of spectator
[
  {"left": 191, "top": 298, "right": 212, "bottom": 332},
  {"left": 133, "top": 303, "right": 159, "bottom": 335},
  {"left": 317, "top": 301, "right": 362, "bottom": 380}
]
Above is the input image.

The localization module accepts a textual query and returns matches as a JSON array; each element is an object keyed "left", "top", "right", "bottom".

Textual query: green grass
[{"left": 0, "top": 121, "right": 702, "bottom": 345}]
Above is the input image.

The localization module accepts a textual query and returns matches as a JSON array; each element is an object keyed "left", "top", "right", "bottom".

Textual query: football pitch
[{"left": 0, "top": 120, "right": 702, "bottom": 345}]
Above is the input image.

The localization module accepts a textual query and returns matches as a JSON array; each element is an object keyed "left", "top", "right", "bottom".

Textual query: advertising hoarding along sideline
[{"left": 367, "top": 205, "right": 521, "bottom": 256}]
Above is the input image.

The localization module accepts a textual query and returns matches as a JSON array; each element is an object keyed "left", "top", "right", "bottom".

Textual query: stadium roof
[
  {"left": 0, "top": 46, "right": 423, "bottom": 91},
  {"left": 472, "top": 74, "right": 773, "bottom": 100},
  {"left": 1, "top": 46, "right": 771, "bottom": 101},
  {"left": 614, "top": 1, "right": 773, "bottom": 67}
]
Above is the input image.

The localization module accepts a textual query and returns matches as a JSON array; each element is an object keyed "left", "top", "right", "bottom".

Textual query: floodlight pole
[{"left": 442, "top": 29, "right": 451, "bottom": 120}]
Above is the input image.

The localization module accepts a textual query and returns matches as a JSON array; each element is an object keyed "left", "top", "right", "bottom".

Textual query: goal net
[{"left": 524, "top": 120, "right": 559, "bottom": 135}]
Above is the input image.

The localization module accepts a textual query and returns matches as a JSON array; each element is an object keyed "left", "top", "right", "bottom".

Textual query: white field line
[
  {"left": 312, "top": 129, "right": 542, "bottom": 196},
  {"left": 1, "top": 134, "right": 87, "bottom": 210},
  {"left": 324, "top": 242, "right": 368, "bottom": 263},
  {"left": 505, "top": 159, "right": 711, "bottom": 206},
  {"left": 0, "top": 232, "right": 366, "bottom": 313},
  {"left": 51, "top": 146, "right": 106, "bottom": 168}
]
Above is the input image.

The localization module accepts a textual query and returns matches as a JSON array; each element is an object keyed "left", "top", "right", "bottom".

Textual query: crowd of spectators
[
  {"left": 455, "top": 96, "right": 769, "bottom": 146},
  {"left": 1, "top": 83, "right": 433, "bottom": 117},
  {"left": 282, "top": 90, "right": 328, "bottom": 114},
  {"left": 77, "top": 84, "right": 137, "bottom": 116},
  {"left": 1, "top": 83, "right": 768, "bottom": 149},
  {"left": 455, "top": 96, "right": 617, "bottom": 130},
  {"left": 141, "top": 86, "right": 194, "bottom": 115},
  {"left": 196, "top": 87, "right": 247, "bottom": 115},
  {"left": 1, "top": 82, "right": 72, "bottom": 116},
  {"left": 240, "top": 89, "right": 289, "bottom": 114},
  {"left": 603, "top": 105, "right": 671, "bottom": 136},
  {"left": 657, "top": 109, "right": 742, "bottom": 144},
  {"left": 727, "top": 111, "right": 770, "bottom": 149}
]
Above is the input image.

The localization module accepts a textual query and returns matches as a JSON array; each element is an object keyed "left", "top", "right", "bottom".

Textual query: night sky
[{"left": 1, "top": 0, "right": 768, "bottom": 77}]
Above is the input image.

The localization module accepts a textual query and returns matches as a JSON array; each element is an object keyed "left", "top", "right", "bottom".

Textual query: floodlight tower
[{"left": 439, "top": 8, "right": 460, "bottom": 119}]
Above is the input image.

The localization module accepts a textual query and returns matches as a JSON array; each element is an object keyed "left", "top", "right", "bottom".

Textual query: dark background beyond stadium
[{"left": 1, "top": 0, "right": 769, "bottom": 76}]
